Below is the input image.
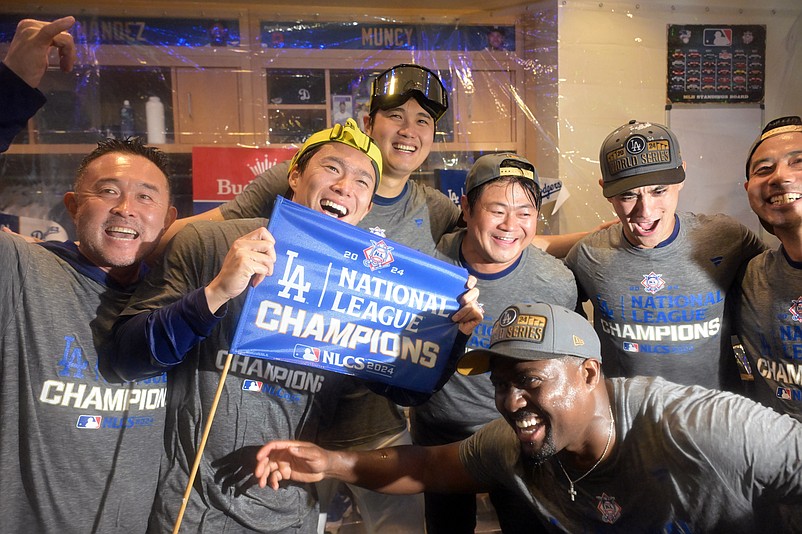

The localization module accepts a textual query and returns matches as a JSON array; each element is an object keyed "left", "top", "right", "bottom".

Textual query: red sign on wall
[{"left": 192, "top": 146, "right": 298, "bottom": 213}]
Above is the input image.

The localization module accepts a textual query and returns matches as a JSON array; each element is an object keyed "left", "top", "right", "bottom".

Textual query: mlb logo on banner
[
  {"left": 230, "top": 197, "right": 469, "bottom": 394},
  {"left": 703, "top": 28, "right": 732, "bottom": 46}
]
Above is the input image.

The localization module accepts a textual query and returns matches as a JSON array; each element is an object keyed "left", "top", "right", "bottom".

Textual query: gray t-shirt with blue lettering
[
  {"left": 735, "top": 247, "right": 802, "bottom": 420},
  {"left": 121, "top": 219, "right": 343, "bottom": 533},
  {"left": 0, "top": 234, "right": 167, "bottom": 533},
  {"left": 565, "top": 212, "right": 766, "bottom": 390}
]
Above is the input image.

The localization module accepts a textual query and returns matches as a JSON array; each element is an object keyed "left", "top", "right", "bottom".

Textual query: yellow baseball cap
[{"left": 290, "top": 118, "right": 382, "bottom": 191}]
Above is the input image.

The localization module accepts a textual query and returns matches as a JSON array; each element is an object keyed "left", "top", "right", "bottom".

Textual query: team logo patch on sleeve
[
  {"left": 76, "top": 415, "right": 102, "bottom": 429},
  {"left": 641, "top": 272, "right": 666, "bottom": 294}
]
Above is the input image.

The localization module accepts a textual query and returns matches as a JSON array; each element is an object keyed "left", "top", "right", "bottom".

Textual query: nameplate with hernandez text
[{"left": 230, "top": 197, "right": 469, "bottom": 393}]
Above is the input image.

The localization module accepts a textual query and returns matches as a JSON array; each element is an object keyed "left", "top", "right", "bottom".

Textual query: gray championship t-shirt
[
  {"left": 460, "top": 376, "right": 802, "bottom": 532},
  {"left": 411, "top": 229, "right": 578, "bottom": 445},
  {"left": 121, "top": 220, "right": 343, "bottom": 533},
  {"left": 735, "top": 247, "right": 802, "bottom": 420},
  {"left": 565, "top": 212, "right": 767, "bottom": 390},
  {"left": 0, "top": 234, "right": 166, "bottom": 533}
]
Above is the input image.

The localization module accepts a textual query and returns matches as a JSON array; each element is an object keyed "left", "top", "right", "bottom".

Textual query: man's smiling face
[
  {"left": 745, "top": 132, "right": 802, "bottom": 236},
  {"left": 288, "top": 142, "right": 376, "bottom": 225}
]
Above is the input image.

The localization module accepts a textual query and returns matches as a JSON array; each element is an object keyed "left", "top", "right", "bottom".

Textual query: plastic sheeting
[{"left": 1, "top": 1, "right": 800, "bottom": 241}]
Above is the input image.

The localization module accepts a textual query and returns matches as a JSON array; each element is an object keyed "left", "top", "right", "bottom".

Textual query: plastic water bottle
[
  {"left": 146, "top": 96, "right": 166, "bottom": 144},
  {"left": 120, "top": 100, "right": 134, "bottom": 139}
]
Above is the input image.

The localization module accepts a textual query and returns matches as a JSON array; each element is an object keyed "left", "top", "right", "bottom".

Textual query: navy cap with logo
[
  {"left": 745, "top": 115, "right": 802, "bottom": 179},
  {"left": 457, "top": 302, "right": 601, "bottom": 376},
  {"left": 600, "top": 120, "right": 685, "bottom": 198}
]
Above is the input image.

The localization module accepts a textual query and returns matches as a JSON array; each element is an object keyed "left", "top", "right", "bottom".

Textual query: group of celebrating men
[{"left": 1, "top": 14, "right": 801, "bottom": 534}]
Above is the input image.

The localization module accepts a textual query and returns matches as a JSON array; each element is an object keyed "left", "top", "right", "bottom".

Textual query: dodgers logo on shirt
[
  {"left": 596, "top": 493, "right": 622, "bottom": 524},
  {"left": 363, "top": 240, "right": 395, "bottom": 271},
  {"left": 76, "top": 415, "right": 102, "bottom": 429},
  {"left": 641, "top": 272, "right": 666, "bottom": 294},
  {"left": 789, "top": 298, "right": 802, "bottom": 322}
]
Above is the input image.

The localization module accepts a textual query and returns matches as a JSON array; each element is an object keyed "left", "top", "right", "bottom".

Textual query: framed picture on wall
[
  {"left": 667, "top": 24, "right": 765, "bottom": 104},
  {"left": 331, "top": 94, "right": 353, "bottom": 125}
]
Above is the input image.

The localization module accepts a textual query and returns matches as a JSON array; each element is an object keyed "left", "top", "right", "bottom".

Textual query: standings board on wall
[{"left": 666, "top": 105, "right": 775, "bottom": 244}]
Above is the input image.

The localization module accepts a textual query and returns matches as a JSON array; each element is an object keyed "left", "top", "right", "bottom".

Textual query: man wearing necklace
[
  {"left": 735, "top": 115, "right": 802, "bottom": 421},
  {"left": 565, "top": 119, "right": 766, "bottom": 391},
  {"left": 252, "top": 302, "right": 802, "bottom": 532}
]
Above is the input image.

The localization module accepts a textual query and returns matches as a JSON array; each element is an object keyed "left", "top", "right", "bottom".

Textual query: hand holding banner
[{"left": 230, "top": 197, "right": 470, "bottom": 393}]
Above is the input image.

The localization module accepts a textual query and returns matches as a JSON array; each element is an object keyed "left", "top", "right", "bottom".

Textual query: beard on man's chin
[{"left": 520, "top": 431, "right": 558, "bottom": 469}]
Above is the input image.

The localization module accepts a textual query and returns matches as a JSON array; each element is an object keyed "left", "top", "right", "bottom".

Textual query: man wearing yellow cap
[{"left": 111, "top": 120, "right": 481, "bottom": 533}]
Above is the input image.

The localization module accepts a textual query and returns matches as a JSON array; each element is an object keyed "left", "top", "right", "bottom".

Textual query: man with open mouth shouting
[
  {"left": 565, "top": 119, "right": 766, "bottom": 392},
  {"left": 252, "top": 302, "right": 802, "bottom": 532}
]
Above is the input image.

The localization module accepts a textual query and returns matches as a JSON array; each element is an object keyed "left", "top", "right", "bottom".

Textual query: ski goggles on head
[
  {"left": 370, "top": 64, "right": 448, "bottom": 121},
  {"left": 290, "top": 118, "right": 383, "bottom": 191}
]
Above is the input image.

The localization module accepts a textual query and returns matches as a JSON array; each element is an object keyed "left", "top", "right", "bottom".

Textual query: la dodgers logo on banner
[{"left": 229, "top": 197, "right": 469, "bottom": 393}]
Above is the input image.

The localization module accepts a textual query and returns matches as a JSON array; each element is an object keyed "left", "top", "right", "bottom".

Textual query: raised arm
[
  {"left": 254, "top": 440, "right": 482, "bottom": 495},
  {"left": 1, "top": 16, "right": 76, "bottom": 152},
  {"left": 3, "top": 16, "right": 76, "bottom": 88}
]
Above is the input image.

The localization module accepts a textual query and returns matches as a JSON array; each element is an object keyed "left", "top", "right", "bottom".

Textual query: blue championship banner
[{"left": 230, "top": 197, "right": 469, "bottom": 393}]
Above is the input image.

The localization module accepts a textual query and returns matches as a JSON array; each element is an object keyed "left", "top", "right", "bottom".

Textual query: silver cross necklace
[{"left": 555, "top": 405, "right": 614, "bottom": 502}]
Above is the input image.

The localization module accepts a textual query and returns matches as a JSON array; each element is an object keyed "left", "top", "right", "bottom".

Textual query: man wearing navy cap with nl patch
[
  {"left": 410, "top": 153, "right": 577, "bottom": 534},
  {"left": 565, "top": 120, "right": 766, "bottom": 391},
  {"left": 253, "top": 302, "right": 802, "bottom": 532}
]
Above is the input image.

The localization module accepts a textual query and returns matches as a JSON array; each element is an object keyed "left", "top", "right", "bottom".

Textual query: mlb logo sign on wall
[
  {"left": 229, "top": 197, "right": 469, "bottom": 394},
  {"left": 703, "top": 28, "right": 732, "bottom": 46}
]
